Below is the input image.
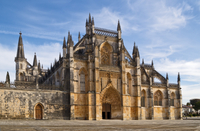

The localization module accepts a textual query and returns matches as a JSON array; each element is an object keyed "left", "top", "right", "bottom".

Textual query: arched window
[
  {"left": 170, "top": 92, "right": 175, "bottom": 106},
  {"left": 154, "top": 90, "right": 162, "bottom": 106},
  {"left": 141, "top": 90, "right": 146, "bottom": 107},
  {"left": 19, "top": 73, "right": 24, "bottom": 81},
  {"left": 80, "top": 71, "right": 85, "bottom": 92},
  {"left": 100, "top": 42, "right": 112, "bottom": 65}
]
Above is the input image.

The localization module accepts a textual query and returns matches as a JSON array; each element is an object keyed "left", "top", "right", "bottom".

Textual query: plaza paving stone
[{"left": 0, "top": 119, "right": 199, "bottom": 131}]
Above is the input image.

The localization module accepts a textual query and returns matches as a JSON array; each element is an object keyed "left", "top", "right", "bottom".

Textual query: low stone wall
[{"left": 0, "top": 88, "right": 70, "bottom": 119}]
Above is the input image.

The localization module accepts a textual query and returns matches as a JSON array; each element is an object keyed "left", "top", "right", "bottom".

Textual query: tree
[
  {"left": 193, "top": 101, "right": 200, "bottom": 112},
  {"left": 186, "top": 102, "right": 190, "bottom": 106}
]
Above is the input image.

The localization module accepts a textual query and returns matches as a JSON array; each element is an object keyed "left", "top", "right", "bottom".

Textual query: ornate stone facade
[{"left": 1, "top": 14, "right": 182, "bottom": 120}]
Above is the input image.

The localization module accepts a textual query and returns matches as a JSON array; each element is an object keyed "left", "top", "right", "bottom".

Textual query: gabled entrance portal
[{"left": 102, "top": 103, "right": 111, "bottom": 119}]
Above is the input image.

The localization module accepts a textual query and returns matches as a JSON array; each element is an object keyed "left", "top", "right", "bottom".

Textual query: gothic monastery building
[{"left": 1, "top": 14, "right": 182, "bottom": 120}]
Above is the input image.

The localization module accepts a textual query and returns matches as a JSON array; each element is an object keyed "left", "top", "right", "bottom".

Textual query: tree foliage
[{"left": 193, "top": 101, "right": 200, "bottom": 112}]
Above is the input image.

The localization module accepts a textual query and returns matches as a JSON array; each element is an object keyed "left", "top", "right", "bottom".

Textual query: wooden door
[
  {"left": 102, "top": 103, "right": 111, "bottom": 119},
  {"left": 36, "top": 104, "right": 42, "bottom": 120}
]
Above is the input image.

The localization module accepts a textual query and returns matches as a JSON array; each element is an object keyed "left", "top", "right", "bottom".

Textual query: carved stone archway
[{"left": 100, "top": 83, "right": 122, "bottom": 119}]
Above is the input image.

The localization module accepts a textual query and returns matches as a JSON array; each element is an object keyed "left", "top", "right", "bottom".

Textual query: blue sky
[{"left": 0, "top": 0, "right": 200, "bottom": 104}]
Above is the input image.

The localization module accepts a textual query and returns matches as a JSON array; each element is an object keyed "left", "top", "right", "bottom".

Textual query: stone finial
[
  {"left": 63, "top": 37, "right": 67, "bottom": 48},
  {"left": 6, "top": 71, "right": 10, "bottom": 84},
  {"left": 67, "top": 31, "right": 70, "bottom": 44},
  {"left": 151, "top": 60, "right": 154, "bottom": 67},
  {"left": 142, "top": 59, "right": 144, "bottom": 66},
  {"left": 59, "top": 53, "right": 61, "bottom": 60},
  {"left": 92, "top": 17, "right": 94, "bottom": 25},
  {"left": 136, "top": 46, "right": 140, "bottom": 58},
  {"left": 117, "top": 20, "right": 121, "bottom": 31},
  {"left": 33, "top": 53, "right": 37, "bottom": 67},
  {"left": 89, "top": 13, "right": 91, "bottom": 23},
  {"left": 78, "top": 32, "right": 81, "bottom": 41},
  {"left": 166, "top": 73, "right": 168, "bottom": 80},
  {"left": 178, "top": 72, "right": 180, "bottom": 82}
]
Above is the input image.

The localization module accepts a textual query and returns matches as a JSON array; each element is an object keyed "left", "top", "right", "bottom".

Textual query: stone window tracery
[
  {"left": 80, "top": 71, "right": 85, "bottom": 92},
  {"left": 101, "top": 43, "right": 112, "bottom": 65},
  {"left": 154, "top": 90, "right": 162, "bottom": 106}
]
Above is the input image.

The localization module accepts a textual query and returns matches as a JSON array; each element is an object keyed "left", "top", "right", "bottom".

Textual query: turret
[
  {"left": 63, "top": 37, "right": 67, "bottom": 58},
  {"left": 15, "top": 32, "right": 27, "bottom": 81}
]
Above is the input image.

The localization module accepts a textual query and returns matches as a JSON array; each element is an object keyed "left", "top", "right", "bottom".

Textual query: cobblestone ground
[{"left": 0, "top": 118, "right": 199, "bottom": 131}]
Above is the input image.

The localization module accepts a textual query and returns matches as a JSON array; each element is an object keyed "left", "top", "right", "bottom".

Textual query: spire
[
  {"left": 16, "top": 31, "right": 25, "bottom": 58},
  {"left": 38, "top": 60, "right": 40, "bottom": 69},
  {"left": 62, "top": 37, "right": 67, "bottom": 48},
  {"left": 92, "top": 17, "right": 94, "bottom": 25},
  {"left": 67, "top": 31, "right": 70, "bottom": 44},
  {"left": 132, "top": 42, "right": 136, "bottom": 55},
  {"left": 166, "top": 73, "right": 168, "bottom": 80},
  {"left": 178, "top": 72, "right": 180, "bottom": 82},
  {"left": 142, "top": 59, "right": 144, "bottom": 66},
  {"left": 86, "top": 19, "right": 89, "bottom": 26},
  {"left": 70, "top": 35, "right": 74, "bottom": 47},
  {"left": 33, "top": 53, "right": 37, "bottom": 67},
  {"left": 117, "top": 20, "right": 121, "bottom": 31},
  {"left": 6, "top": 71, "right": 10, "bottom": 84},
  {"left": 78, "top": 32, "right": 81, "bottom": 41},
  {"left": 151, "top": 60, "right": 154, "bottom": 67},
  {"left": 89, "top": 13, "right": 91, "bottom": 23},
  {"left": 136, "top": 46, "right": 140, "bottom": 58}
]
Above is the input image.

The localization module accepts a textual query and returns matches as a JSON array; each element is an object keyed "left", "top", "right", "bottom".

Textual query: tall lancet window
[
  {"left": 141, "top": 90, "right": 146, "bottom": 107},
  {"left": 170, "top": 93, "right": 175, "bottom": 106},
  {"left": 154, "top": 90, "right": 163, "bottom": 106},
  {"left": 80, "top": 71, "right": 85, "bottom": 92}
]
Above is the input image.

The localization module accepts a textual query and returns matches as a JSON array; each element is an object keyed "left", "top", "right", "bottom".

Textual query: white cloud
[
  {"left": 127, "top": 0, "right": 193, "bottom": 32},
  {"left": 93, "top": 7, "right": 132, "bottom": 33}
]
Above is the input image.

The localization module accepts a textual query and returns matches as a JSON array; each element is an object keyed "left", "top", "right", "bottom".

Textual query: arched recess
[
  {"left": 100, "top": 42, "right": 113, "bottom": 66},
  {"left": 141, "top": 90, "right": 146, "bottom": 107},
  {"left": 154, "top": 90, "right": 163, "bottom": 106},
  {"left": 170, "top": 92, "right": 175, "bottom": 106},
  {"left": 100, "top": 84, "right": 122, "bottom": 119},
  {"left": 34, "top": 103, "right": 44, "bottom": 120},
  {"left": 127, "top": 72, "right": 131, "bottom": 95},
  {"left": 19, "top": 73, "right": 24, "bottom": 81},
  {"left": 52, "top": 75, "right": 55, "bottom": 85},
  {"left": 56, "top": 71, "right": 60, "bottom": 86},
  {"left": 79, "top": 67, "right": 88, "bottom": 93}
]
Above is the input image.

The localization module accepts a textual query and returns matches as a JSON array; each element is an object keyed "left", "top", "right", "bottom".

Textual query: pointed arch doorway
[
  {"left": 101, "top": 84, "right": 122, "bottom": 120},
  {"left": 35, "top": 104, "right": 43, "bottom": 120},
  {"left": 102, "top": 103, "right": 111, "bottom": 119}
]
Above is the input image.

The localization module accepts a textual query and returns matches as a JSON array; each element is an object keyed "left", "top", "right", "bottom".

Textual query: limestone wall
[{"left": 0, "top": 88, "right": 69, "bottom": 119}]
